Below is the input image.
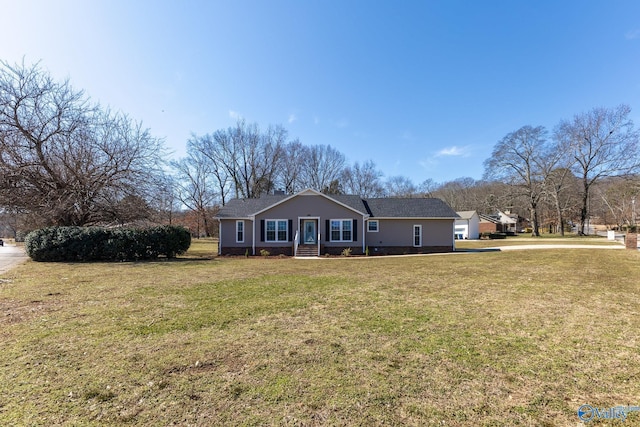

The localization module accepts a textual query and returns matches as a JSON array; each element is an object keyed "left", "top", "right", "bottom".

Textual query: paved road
[
  {"left": 0, "top": 245, "right": 29, "bottom": 274},
  {"left": 488, "top": 244, "right": 625, "bottom": 251}
]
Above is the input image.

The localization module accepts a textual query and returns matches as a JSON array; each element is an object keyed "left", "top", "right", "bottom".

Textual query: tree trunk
[
  {"left": 579, "top": 189, "right": 589, "bottom": 235},
  {"left": 556, "top": 203, "right": 565, "bottom": 236},
  {"left": 531, "top": 204, "right": 540, "bottom": 236}
]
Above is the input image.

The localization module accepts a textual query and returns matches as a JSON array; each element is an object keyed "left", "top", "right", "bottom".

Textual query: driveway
[{"left": 0, "top": 244, "right": 29, "bottom": 274}]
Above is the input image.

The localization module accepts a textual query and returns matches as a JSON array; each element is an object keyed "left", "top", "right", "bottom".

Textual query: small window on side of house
[
  {"left": 368, "top": 220, "right": 379, "bottom": 232},
  {"left": 236, "top": 220, "right": 244, "bottom": 243}
]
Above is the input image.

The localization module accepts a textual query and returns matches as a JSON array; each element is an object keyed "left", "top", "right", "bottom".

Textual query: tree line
[{"left": 1, "top": 60, "right": 638, "bottom": 237}]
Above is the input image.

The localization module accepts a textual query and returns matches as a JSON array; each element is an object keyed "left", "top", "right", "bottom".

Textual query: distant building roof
[{"left": 456, "top": 210, "right": 478, "bottom": 220}]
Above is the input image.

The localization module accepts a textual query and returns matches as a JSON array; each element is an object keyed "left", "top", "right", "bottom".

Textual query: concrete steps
[{"left": 296, "top": 244, "right": 318, "bottom": 257}]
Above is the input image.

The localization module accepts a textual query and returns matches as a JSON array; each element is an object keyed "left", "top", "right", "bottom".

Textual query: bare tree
[
  {"left": 202, "top": 120, "right": 286, "bottom": 199},
  {"left": 188, "top": 133, "right": 232, "bottom": 205},
  {"left": 595, "top": 176, "right": 640, "bottom": 230},
  {"left": 484, "top": 126, "right": 548, "bottom": 236},
  {"left": 0, "top": 60, "right": 165, "bottom": 227},
  {"left": 555, "top": 105, "right": 640, "bottom": 234},
  {"left": 341, "top": 160, "right": 385, "bottom": 197},
  {"left": 384, "top": 175, "right": 418, "bottom": 197},
  {"left": 278, "top": 140, "right": 307, "bottom": 194},
  {"left": 301, "top": 144, "right": 346, "bottom": 191},
  {"left": 431, "top": 177, "right": 496, "bottom": 212},
  {"left": 171, "top": 149, "right": 218, "bottom": 237},
  {"left": 418, "top": 178, "right": 439, "bottom": 198},
  {"left": 148, "top": 174, "right": 181, "bottom": 225}
]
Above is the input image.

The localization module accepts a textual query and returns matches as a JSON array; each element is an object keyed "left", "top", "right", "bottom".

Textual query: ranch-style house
[{"left": 215, "top": 188, "right": 458, "bottom": 256}]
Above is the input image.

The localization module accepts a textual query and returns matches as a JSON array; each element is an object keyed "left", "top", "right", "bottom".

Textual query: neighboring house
[
  {"left": 479, "top": 210, "right": 525, "bottom": 234},
  {"left": 479, "top": 213, "right": 501, "bottom": 234},
  {"left": 215, "top": 188, "right": 458, "bottom": 256},
  {"left": 455, "top": 210, "right": 480, "bottom": 239}
]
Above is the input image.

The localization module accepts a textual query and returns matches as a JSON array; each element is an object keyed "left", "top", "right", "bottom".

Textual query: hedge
[{"left": 24, "top": 225, "right": 191, "bottom": 262}]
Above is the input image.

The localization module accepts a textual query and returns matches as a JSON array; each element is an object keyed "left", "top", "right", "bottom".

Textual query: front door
[{"left": 303, "top": 220, "right": 317, "bottom": 244}]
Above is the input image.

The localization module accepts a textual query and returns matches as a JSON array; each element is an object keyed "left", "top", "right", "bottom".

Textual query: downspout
[
  {"left": 251, "top": 216, "right": 256, "bottom": 256},
  {"left": 362, "top": 214, "right": 367, "bottom": 254},
  {"left": 452, "top": 219, "right": 456, "bottom": 251},
  {"left": 217, "top": 218, "right": 221, "bottom": 256}
]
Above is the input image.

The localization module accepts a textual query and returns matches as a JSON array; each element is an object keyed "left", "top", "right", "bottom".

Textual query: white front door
[{"left": 303, "top": 220, "right": 316, "bottom": 244}]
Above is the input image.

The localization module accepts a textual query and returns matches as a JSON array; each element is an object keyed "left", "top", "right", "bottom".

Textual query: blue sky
[{"left": 2, "top": 1, "right": 640, "bottom": 185}]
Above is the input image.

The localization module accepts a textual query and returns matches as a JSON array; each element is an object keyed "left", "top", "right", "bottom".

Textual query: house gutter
[
  {"left": 217, "top": 218, "right": 222, "bottom": 256},
  {"left": 452, "top": 220, "right": 456, "bottom": 251},
  {"left": 251, "top": 215, "right": 256, "bottom": 256},
  {"left": 362, "top": 214, "right": 367, "bottom": 254}
]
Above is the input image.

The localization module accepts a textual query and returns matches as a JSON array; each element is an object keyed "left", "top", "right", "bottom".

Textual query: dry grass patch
[{"left": 1, "top": 247, "right": 639, "bottom": 425}]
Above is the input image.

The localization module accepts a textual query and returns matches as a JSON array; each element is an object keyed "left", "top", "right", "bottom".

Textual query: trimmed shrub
[{"left": 25, "top": 225, "right": 191, "bottom": 262}]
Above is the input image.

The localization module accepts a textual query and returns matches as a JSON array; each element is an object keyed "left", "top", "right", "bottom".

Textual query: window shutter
[
  {"left": 353, "top": 219, "right": 357, "bottom": 241},
  {"left": 325, "top": 220, "right": 330, "bottom": 241},
  {"left": 288, "top": 219, "right": 293, "bottom": 241},
  {"left": 260, "top": 220, "right": 265, "bottom": 242}
]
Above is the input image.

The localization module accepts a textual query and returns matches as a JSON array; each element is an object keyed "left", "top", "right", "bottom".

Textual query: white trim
[
  {"left": 299, "top": 216, "right": 320, "bottom": 244},
  {"left": 265, "top": 219, "right": 289, "bottom": 242},
  {"left": 413, "top": 224, "right": 422, "bottom": 247},
  {"left": 329, "top": 218, "right": 353, "bottom": 242},
  {"left": 235, "top": 220, "right": 245, "bottom": 243},
  {"left": 367, "top": 219, "right": 379, "bottom": 232}
]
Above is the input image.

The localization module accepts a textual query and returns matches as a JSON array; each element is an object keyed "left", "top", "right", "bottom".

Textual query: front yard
[{"left": 1, "top": 240, "right": 639, "bottom": 425}]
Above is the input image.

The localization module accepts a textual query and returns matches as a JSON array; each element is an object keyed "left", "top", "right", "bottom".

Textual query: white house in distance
[{"left": 455, "top": 210, "right": 480, "bottom": 240}]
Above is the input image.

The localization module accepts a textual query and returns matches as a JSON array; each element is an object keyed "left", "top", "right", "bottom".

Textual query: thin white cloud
[
  {"left": 419, "top": 158, "right": 438, "bottom": 169},
  {"left": 436, "top": 145, "right": 470, "bottom": 157},
  {"left": 288, "top": 114, "right": 297, "bottom": 124},
  {"left": 313, "top": 115, "right": 320, "bottom": 125},
  {"left": 228, "top": 110, "right": 242, "bottom": 120},
  {"left": 626, "top": 29, "right": 640, "bottom": 40}
]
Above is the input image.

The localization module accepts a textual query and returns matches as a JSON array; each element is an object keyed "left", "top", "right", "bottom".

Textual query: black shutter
[
  {"left": 353, "top": 219, "right": 357, "bottom": 241},
  {"left": 325, "top": 219, "right": 330, "bottom": 241},
  {"left": 288, "top": 219, "right": 293, "bottom": 241},
  {"left": 260, "top": 219, "right": 265, "bottom": 242}
]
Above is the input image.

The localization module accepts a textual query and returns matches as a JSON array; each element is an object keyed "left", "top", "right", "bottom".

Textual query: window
[
  {"left": 236, "top": 220, "right": 244, "bottom": 243},
  {"left": 367, "top": 220, "right": 379, "bottom": 232},
  {"left": 413, "top": 225, "right": 422, "bottom": 247},
  {"left": 330, "top": 219, "right": 353, "bottom": 242},
  {"left": 265, "top": 219, "right": 288, "bottom": 242}
]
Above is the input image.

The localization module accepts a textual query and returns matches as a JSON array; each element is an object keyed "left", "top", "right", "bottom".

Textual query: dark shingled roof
[
  {"left": 215, "top": 195, "right": 288, "bottom": 218},
  {"left": 216, "top": 192, "right": 457, "bottom": 219},
  {"left": 365, "top": 198, "right": 458, "bottom": 218},
  {"left": 326, "top": 194, "right": 369, "bottom": 214}
]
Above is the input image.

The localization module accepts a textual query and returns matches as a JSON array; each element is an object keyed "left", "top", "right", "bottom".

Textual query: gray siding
[
  {"left": 220, "top": 219, "right": 255, "bottom": 248},
  {"left": 367, "top": 219, "right": 453, "bottom": 247},
  {"left": 255, "top": 195, "right": 363, "bottom": 249}
]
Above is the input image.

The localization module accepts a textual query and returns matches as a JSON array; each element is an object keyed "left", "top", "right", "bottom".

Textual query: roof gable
[
  {"left": 456, "top": 210, "right": 479, "bottom": 220},
  {"left": 215, "top": 189, "right": 367, "bottom": 218}
]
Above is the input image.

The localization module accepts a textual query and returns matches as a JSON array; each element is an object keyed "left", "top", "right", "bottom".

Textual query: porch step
[{"left": 296, "top": 244, "right": 318, "bottom": 257}]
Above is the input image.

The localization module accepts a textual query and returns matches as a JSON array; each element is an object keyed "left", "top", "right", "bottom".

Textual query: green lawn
[{"left": 1, "top": 240, "right": 639, "bottom": 426}]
